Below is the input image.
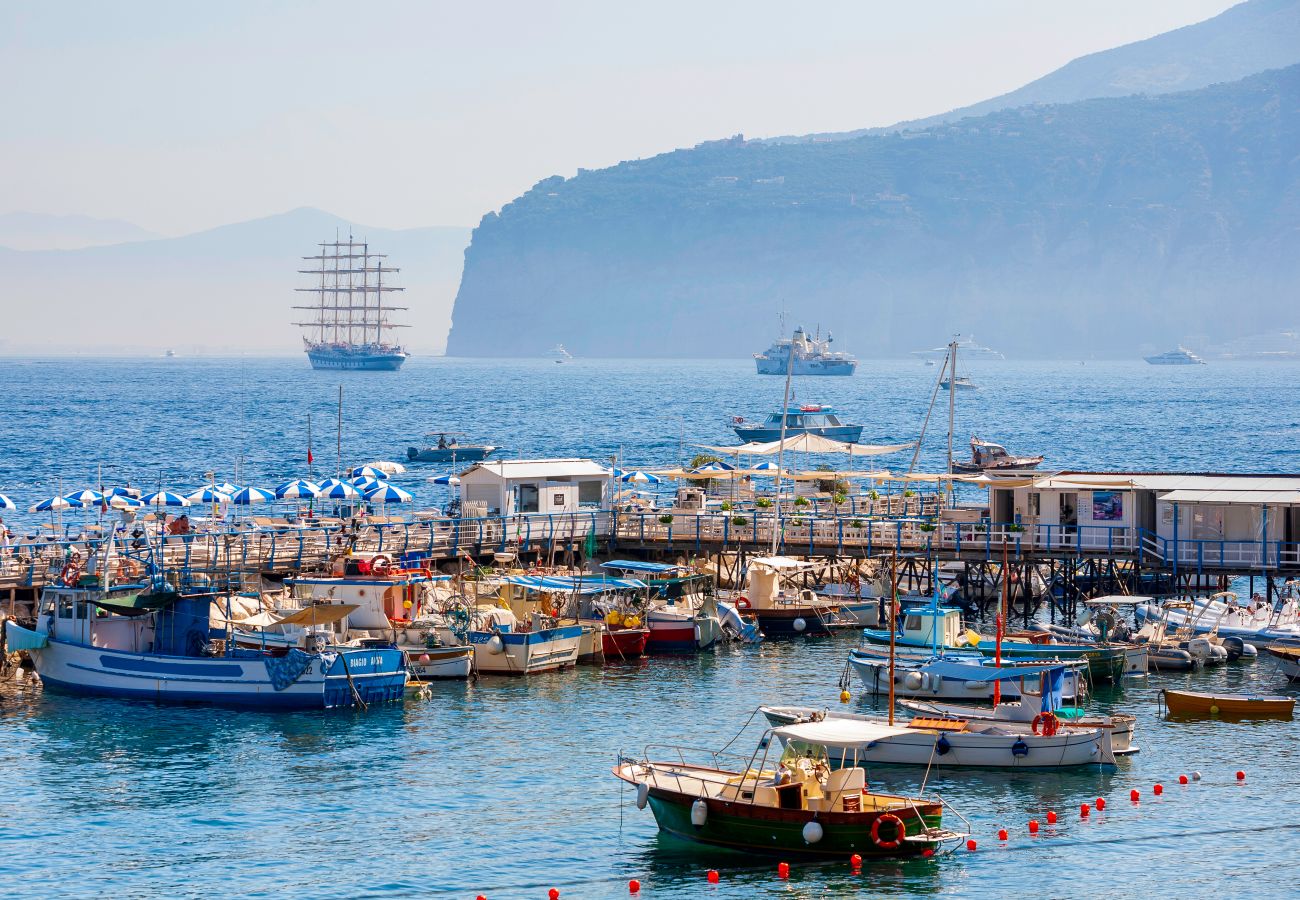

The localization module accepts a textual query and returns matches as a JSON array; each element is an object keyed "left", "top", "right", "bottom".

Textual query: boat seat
[{"left": 907, "top": 717, "right": 969, "bottom": 732}]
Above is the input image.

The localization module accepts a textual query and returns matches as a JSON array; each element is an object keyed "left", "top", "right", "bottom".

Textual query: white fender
[
  {"left": 793, "top": 617, "right": 807, "bottom": 632},
  {"left": 802, "top": 821, "right": 824, "bottom": 844},
  {"left": 487, "top": 634, "right": 505, "bottom": 655},
  {"left": 904, "top": 671, "right": 923, "bottom": 691},
  {"left": 636, "top": 782, "right": 649, "bottom": 810},
  {"left": 691, "top": 798, "right": 708, "bottom": 827}
]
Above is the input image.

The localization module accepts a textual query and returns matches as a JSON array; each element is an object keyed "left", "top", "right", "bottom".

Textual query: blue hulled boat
[{"left": 732, "top": 404, "right": 863, "bottom": 443}]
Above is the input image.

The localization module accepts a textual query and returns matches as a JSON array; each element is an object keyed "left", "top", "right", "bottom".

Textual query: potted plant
[
  {"left": 731, "top": 515, "right": 748, "bottom": 527},
  {"left": 850, "top": 519, "right": 865, "bottom": 529},
  {"left": 868, "top": 489, "right": 880, "bottom": 501},
  {"left": 794, "top": 496, "right": 810, "bottom": 508},
  {"left": 831, "top": 492, "right": 847, "bottom": 507},
  {"left": 658, "top": 514, "right": 674, "bottom": 526},
  {"left": 918, "top": 522, "right": 936, "bottom": 533},
  {"left": 720, "top": 501, "right": 733, "bottom": 512},
  {"left": 756, "top": 498, "right": 773, "bottom": 509},
  {"left": 903, "top": 489, "right": 915, "bottom": 498}
]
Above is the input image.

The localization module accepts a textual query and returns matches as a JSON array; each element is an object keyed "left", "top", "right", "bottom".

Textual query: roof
[
  {"left": 1158, "top": 489, "right": 1300, "bottom": 505},
  {"left": 774, "top": 718, "right": 913, "bottom": 749},
  {"left": 460, "top": 458, "right": 610, "bottom": 480},
  {"left": 1025, "top": 471, "right": 1300, "bottom": 494},
  {"left": 601, "top": 559, "right": 690, "bottom": 574}
]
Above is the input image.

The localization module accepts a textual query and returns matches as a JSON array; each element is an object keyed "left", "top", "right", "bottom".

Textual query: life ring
[
  {"left": 870, "top": 813, "right": 908, "bottom": 849},
  {"left": 59, "top": 562, "right": 81, "bottom": 586},
  {"left": 542, "top": 595, "right": 562, "bottom": 617},
  {"left": 736, "top": 597, "right": 751, "bottom": 610},
  {"left": 1031, "top": 712, "right": 1060, "bottom": 737},
  {"left": 370, "top": 554, "right": 392, "bottom": 577}
]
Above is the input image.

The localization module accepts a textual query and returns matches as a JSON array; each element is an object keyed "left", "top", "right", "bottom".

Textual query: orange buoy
[
  {"left": 707, "top": 870, "right": 719, "bottom": 884},
  {"left": 849, "top": 853, "right": 862, "bottom": 868},
  {"left": 777, "top": 861, "right": 790, "bottom": 879},
  {"left": 997, "top": 829, "right": 1008, "bottom": 841},
  {"left": 1096, "top": 797, "right": 1106, "bottom": 811},
  {"left": 1179, "top": 774, "right": 1189, "bottom": 785},
  {"left": 1028, "top": 820, "right": 1039, "bottom": 834},
  {"left": 1080, "top": 803, "right": 1090, "bottom": 818},
  {"left": 1154, "top": 783, "right": 1163, "bottom": 795},
  {"left": 1130, "top": 789, "right": 1140, "bottom": 802},
  {"left": 1046, "top": 810, "right": 1057, "bottom": 824},
  {"left": 629, "top": 880, "right": 640, "bottom": 894},
  {"left": 966, "top": 839, "right": 977, "bottom": 851}
]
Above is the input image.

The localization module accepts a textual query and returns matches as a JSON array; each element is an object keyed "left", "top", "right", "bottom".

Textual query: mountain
[
  {"left": 0, "top": 211, "right": 158, "bottom": 251},
  {"left": 773, "top": 0, "right": 1300, "bottom": 143},
  {"left": 1, "top": 208, "right": 470, "bottom": 355},
  {"left": 446, "top": 66, "right": 1300, "bottom": 359}
]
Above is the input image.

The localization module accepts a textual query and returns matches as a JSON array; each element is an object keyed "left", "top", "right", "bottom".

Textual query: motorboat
[
  {"left": 601, "top": 560, "right": 722, "bottom": 652},
  {"left": 1161, "top": 689, "right": 1293, "bottom": 719},
  {"left": 732, "top": 404, "right": 863, "bottom": 443},
  {"left": 951, "top": 437, "right": 1043, "bottom": 474},
  {"left": 1137, "top": 590, "right": 1300, "bottom": 644},
  {"left": 762, "top": 701, "right": 1116, "bottom": 770},
  {"left": 754, "top": 325, "right": 857, "bottom": 376},
  {"left": 614, "top": 724, "right": 965, "bottom": 858},
  {"left": 732, "top": 556, "right": 840, "bottom": 637},
  {"left": 406, "top": 432, "right": 498, "bottom": 464},
  {"left": 939, "top": 376, "right": 977, "bottom": 391},
  {"left": 847, "top": 649, "right": 1083, "bottom": 702},
  {"left": 898, "top": 697, "right": 1138, "bottom": 755}
]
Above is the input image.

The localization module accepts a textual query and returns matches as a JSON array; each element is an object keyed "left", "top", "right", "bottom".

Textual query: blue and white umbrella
[
  {"left": 350, "top": 476, "right": 385, "bottom": 492},
  {"left": 318, "top": 480, "right": 360, "bottom": 500},
  {"left": 0, "top": 494, "right": 15, "bottom": 510},
  {"left": 690, "top": 462, "right": 734, "bottom": 474},
  {"left": 141, "top": 491, "right": 192, "bottom": 507},
  {"left": 107, "top": 495, "right": 144, "bottom": 510},
  {"left": 751, "top": 461, "right": 781, "bottom": 473},
  {"left": 30, "top": 496, "right": 73, "bottom": 513},
  {"left": 231, "top": 486, "right": 276, "bottom": 506},
  {"left": 275, "top": 479, "right": 320, "bottom": 500},
  {"left": 64, "top": 489, "right": 105, "bottom": 506},
  {"left": 364, "top": 483, "right": 414, "bottom": 504},
  {"left": 187, "top": 486, "right": 233, "bottom": 504},
  {"left": 619, "top": 471, "right": 663, "bottom": 484},
  {"left": 610, "top": 467, "right": 627, "bottom": 479},
  {"left": 348, "top": 465, "right": 391, "bottom": 480},
  {"left": 105, "top": 486, "right": 141, "bottom": 499},
  {"left": 427, "top": 474, "right": 461, "bottom": 486},
  {"left": 213, "top": 482, "right": 241, "bottom": 494}
]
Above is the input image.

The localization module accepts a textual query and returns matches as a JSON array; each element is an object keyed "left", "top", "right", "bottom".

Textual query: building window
[
  {"left": 519, "top": 484, "right": 539, "bottom": 513},
  {"left": 578, "top": 481, "right": 603, "bottom": 506},
  {"left": 1028, "top": 492, "right": 1040, "bottom": 516}
]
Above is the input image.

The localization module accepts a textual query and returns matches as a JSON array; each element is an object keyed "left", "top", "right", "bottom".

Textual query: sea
[{"left": 0, "top": 355, "right": 1298, "bottom": 898}]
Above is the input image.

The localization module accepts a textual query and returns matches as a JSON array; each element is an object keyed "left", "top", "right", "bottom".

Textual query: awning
[
  {"left": 495, "top": 575, "right": 647, "bottom": 594},
  {"left": 921, "top": 660, "right": 1073, "bottom": 683},
  {"left": 774, "top": 718, "right": 914, "bottom": 748},
  {"left": 274, "top": 604, "right": 360, "bottom": 626},
  {"left": 700, "top": 436, "right": 913, "bottom": 457},
  {"left": 747, "top": 556, "right": 812, "bottom": 570},
  {"left": 1158, "top": 489, "right": 1300, "bottom": 505},
  {"left": 601, "top": 559, "right": 689, "bottom": 574},
  {"left": 1085, "top": 595, "right": 1154, "bottom": 607},
  {"left": 786, "top": 470, "right": 892, "bottom": 481},
  {"left": 93, "top": 590, "right": 181, "bottom": 615}
]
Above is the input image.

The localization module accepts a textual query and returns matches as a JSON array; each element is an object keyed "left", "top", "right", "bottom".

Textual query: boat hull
[
  {"left": 402, "top": 644, "right": 474, "bottom": 679},
  {"left": 734, "top": 424, "right": 863, "bottom": 442},
  {"left": 405, "top": 446, "right": 495, "bottom": 463},
  {"left": 467, "top": 625, "right": 582, "bottom": 675},
  {"left": 1162, "top": 689, "right": 1294, "bottom": 719},
  {"left": 306, "top": 346, "right": 407, "bottom": 371},
  {"left": 755, "top": 358, "right": 856, "bottom": 376},
  {"left": 646, "top": 610, "right": 720, "bottom": 652},
  {"left": 602, "top": 626, "right": 649, "bottom": 659},
  {"left": 755, "top": 606, "right": 834, "bottom": 638}
]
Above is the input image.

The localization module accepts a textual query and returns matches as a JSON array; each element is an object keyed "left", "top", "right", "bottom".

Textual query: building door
[{"left": 1060, "top": 492, "right": 1078, "bottom": 534}]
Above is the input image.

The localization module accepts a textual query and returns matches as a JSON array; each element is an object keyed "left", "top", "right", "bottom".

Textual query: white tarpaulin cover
[{"left": 774, "top": 718, "right": 913, "bottom": 749}]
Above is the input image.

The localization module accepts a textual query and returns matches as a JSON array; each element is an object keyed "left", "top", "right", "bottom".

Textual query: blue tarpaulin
[
  {"left": 600, "top": 559, "right": 689, "bottom": 574},
  {"left": 919, "top": 660, "right": 1072, "bottom": 683},
  {"left": 497, "top": 575, "right": 646, "bottom": 594}
]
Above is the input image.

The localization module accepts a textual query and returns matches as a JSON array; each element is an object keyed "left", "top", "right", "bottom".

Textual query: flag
[{"left": 307, "top": 448, "right": 314, "bottom": 465}]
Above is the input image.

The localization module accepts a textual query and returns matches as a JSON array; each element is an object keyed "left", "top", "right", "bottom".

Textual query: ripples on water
[{"left": 0, "top": 357, "right": 1298, "bottom": 897}]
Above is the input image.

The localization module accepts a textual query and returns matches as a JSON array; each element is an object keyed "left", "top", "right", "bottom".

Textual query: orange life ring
[
  {"left": 870, "top": 813, "right": 908, "bottom": 849},
  {"left": 1031, "top": 712, "right": 1060, "bottom": 737},
  {"left": 736, "top": 597, "right": 751, "bottom": 610},
  {"left": 59, "top": 562, "right": 80, "bottom": 586}
]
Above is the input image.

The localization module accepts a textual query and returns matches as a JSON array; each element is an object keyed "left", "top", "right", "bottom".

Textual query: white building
[{"left": 457, "top": 459, "right": 610, "bottom": 517}]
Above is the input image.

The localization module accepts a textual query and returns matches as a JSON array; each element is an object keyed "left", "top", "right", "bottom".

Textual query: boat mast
[
  {"left": 888, "top": 552, "right": 898, "bottom": 725},
  {"left": 947, "top": 337, "right": 957, "bottom": 505},
  {"left": 770, "top": 335, "right": 796, "bottom": 555}
]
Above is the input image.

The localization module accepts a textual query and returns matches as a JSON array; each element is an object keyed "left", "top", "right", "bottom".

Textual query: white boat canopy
[
  {"left": 774, "top": 719, "right": 913, "bottom": 748},
  {"left": 700, "top": 435, "right": 914, "bottom": 457}
]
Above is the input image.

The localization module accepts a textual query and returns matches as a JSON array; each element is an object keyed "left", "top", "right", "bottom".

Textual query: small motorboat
[
  {"left": 898, "top": 697, "right": 1138, "bottom": 755},
  {"left": 614, "top": 724, "right": 966, "bottom": 858},
  {"left": 939, "top": 376, "right": 977, "bottom": 391},
  {"left": 1160, "top": 689, "right": 1294, "bottom": 719},
  {"left": 732, "top": 404, "right": 864, "bottom": 443},
  {"left": 951, "top": 437, "right": 1043, "bottom": 473},
  {"left": 734, "top": 557, "right": 839, "bottom": 638},
  {"left": 848, "top": 651, "right": 1084, "bottom": 703},
  {"left": 406, "top": 432, "right": 498, "bottom": 463}
]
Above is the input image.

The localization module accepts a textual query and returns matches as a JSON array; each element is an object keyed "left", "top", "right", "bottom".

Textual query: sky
[{"left": 1, "top": 0, "right": 1240, "bottom": 236}]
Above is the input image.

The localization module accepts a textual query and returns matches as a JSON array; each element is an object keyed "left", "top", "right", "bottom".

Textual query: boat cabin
[
  {"left": 761, "top": 405, "right": 847, "bottom": 429},
  {"left": 39, "top": 585, "right": 213, "bottom": 656},
  {"left": 458, "top": 458, "right": 610, "bottom": 516},
  {"left": 895, "top": 606, "right": 964, "bottom": 649}
]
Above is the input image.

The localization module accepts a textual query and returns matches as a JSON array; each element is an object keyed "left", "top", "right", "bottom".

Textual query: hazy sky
[{"left": 2, "top": 0, "right": 1239, "bottom": 235}]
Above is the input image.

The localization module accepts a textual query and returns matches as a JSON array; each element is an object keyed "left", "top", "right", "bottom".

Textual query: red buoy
[
  {"left": 849, "top": 853, "right": 863, "bottom": 868},
  {"left": 1096, "top": 798, "right": 1106, "bottom": 811},
  {"left": 1080, "top": 803, "right": 1090, "bottom": 818},
  {"left": 1154, "top": 783, "right": 1163, "bottom": 795},
  {"left": 966, "top": 839, "right": 977, "bottom": 852},
  {"left": 549, "top": 890, "right": 560, "bottom": 900},
  {"left": 1046, "top": 810, "right": 1058, "bottom": 825},
  {"left": 1028, "top": 820, "right": 1040, "bottom": 834},
  {"left": 1130, "top": 789, "right": 1140, "bottom": 802},
  {"left": 922, "top": 848, "right": 935, "bottom": 858},
  {"left": 777, "top": 862, "right": 790, "bottom": 879},
  {"left": 1236, "top": 770, "right": 1246, "bottom": 781},
  {"left": 1179, "top": 775, "right": 1189, "bottom": 785},
  {"left": 629, "top": 879, "right": 641, "bottom": 894},
  {"left": 998, "top": 829, "right": 1008, "bottom": 841},
  {"left": 707, "top": 870, "right": 719, "bottom": 884}
]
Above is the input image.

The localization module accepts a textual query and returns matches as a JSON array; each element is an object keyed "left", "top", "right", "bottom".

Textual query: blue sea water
[{"left": 0, "top": 356, "right": 1298, "bottom": 898}]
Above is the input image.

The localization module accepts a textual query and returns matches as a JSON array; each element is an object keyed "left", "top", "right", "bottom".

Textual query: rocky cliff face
[{"left": 446, "top": 66, "right": 1300, "bottom": 358}]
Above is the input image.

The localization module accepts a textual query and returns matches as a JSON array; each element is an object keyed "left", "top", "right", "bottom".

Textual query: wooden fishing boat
[
  {"left": 1161, "top": 689, "right": 1294, "bottom": 719},
  {"left": 1265, "top": 644, "right": 1300, "bottom": 681},
  {"left": 614, "top": 724, "right": 967, "bottom": 859}
]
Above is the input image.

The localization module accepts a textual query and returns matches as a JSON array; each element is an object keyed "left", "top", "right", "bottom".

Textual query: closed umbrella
[
  {"left": 230, "top": 486, "right": 276, "bottom": 506},
  {"left": 275, "top": 479, "right": 320, "bottom": 500},
  {"left": 141, "top": 491, "right": 192, "bottom": 507},
  {"left": 364, "top": 484, "right": 414, "bottom": 504}
]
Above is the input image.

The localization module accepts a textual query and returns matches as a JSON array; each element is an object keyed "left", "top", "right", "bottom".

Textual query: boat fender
[
  {"left": 691, "top": 799, "right": 708, "bottom": 827},
  {"left": 903, "top": 671, "right": 923, "bottom": 691},
  {"left": 1011, "top": 739, "right": 1030, "bottom": 758},
  {"left": 929, "top": 673, "right": 942, "bottom": 693},
  {"left": 935, "top": 734, "right": 951, "bottom": 756},
  {"left": 793, "top": 617, "right": 807, "bottom": 633},
  {"left": 487, "top": 634, "right": 504, "bottom": 655},
  {"left": 870, "top": 813, "right": 907, "bottom": 849},
  {"left": 802, "top": 821, "right": 824, "bottom": 844},
  {"left": 635, "top": 782, "right": 649, "bottom": 810},
  {"left": 964, "top": 680, "right": 985, "bottom": 691}
]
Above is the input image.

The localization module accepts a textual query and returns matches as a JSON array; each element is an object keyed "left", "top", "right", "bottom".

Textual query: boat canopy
[
  {"left": 921, "top": 660, "right": 1071, "bottom": 683},
  {"left": 92, "top": 590, "right": 181, "bottom": 615},
  {"left": 1085, "top": 595, "right": 1156, "bottom": 607},
  {"left": 774, "top": 719, "right": 913, "bottom": 748},
  {"left": 699, "top": 436, "right": 913, "bottom": 456},
  {"left": 274, "top": 604, "right": 361, "bottom": 626},
  {"left": 497, "top": 575, "right": 647, "bottom": 594},
  {"left": 601, "top": 560, "right": 689, "bottom": 574}
]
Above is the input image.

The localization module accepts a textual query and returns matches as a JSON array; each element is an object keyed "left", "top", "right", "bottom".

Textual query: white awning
[
  {"left": 1158, "top": 489, "right": 1300, "bottom": 505},
  {"left": 774, "top": 718, "right": 912, "bottom": 749},
  {"left": 699, "top": 437, "right": 913, "bottom": 457},
  {"left": 748, "top": 556, "right": 812, "bottom": 570}
]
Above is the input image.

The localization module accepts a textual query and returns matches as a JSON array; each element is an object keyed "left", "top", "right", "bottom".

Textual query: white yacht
[{"left": 1144, "top": 346, "right": 1206, "bottom": 365}]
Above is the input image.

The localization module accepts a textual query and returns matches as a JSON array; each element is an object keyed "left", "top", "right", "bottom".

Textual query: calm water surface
[{"left": 0, "top": 357, "right": 1298, "bottom": 898}]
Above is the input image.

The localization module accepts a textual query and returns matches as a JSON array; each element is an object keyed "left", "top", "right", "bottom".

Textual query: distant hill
[
  {"left": 446, "top": 66, "right": 1300, "bottom": 359},
  {"left": 0, "top": 211, "right": 158, "bottom": 251},
  {"left": 771, "top": 0, "right": 1300, "bottom": 143},
  {"left": 2, "top": 208, "right": 470, "bottom": 355}
]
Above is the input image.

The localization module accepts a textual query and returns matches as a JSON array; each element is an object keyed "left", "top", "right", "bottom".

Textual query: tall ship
[
  {"left": 1144, "top": 346, "right": 1206, "bottom": 365},
  {"left": 754, "top": 325, "right": 857, "bottom": 376},
  {"left": 293, "top": 235, "right": 410, "bottom": 371}
]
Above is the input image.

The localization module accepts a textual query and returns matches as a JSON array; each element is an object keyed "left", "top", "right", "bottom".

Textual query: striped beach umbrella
[
  {"left": 275, "top": 479, "right": 320, "bottom": 500},
  {"left": 690, "top": 462, "right": 734, "bottom": 474},
  {"left": 364, "top": 483, "right": 414, "bottom": 504},
  {"left": 751, "top": 461, "right": 781, "bottom": 473},
  {"left": 318, "top": 480, "right": 360, "bottom": 500},
  {"left": 64, "top": 489, "right": 105, "bottom": 506},
  {"left": 350, "top": 476, "right": 385, "bottom": 492},
  {"left": 187, "top": 486, "right": 233, "bottom": 504},
  {"left": 230, "top": 486, "right": 276, "bottom": 506},
  {"left": 347, "top": 465, "right": 391, "bottom": 480},
  {"left": 105, "top": 486, "right": 141, "bottom": 499},
  {"left": 30, "top": 496, "right": 73, "bottom": 513},
  {"left": 213, "top": 482, "right": 241, "bottom": 494},
  {"left": 107, "top": 495, "right": 144, "bottom": 510},
  {"left": 141, "top": 491, "right": 192, "bottom": 507},
  {"left": 619, "top": 471, "right": 663, "bottom": 484},
  {"left": 0, "top": 494, "right": 15, "bottom": 510},
  {"left": 427, "top": 474, "right": 461, "bottom": 486}
]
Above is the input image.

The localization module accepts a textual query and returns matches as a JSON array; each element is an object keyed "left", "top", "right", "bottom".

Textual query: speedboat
[
  {"left": 732, "top": 404, "right": 863, "bottom": 443},
  {"left": 614, "top": 723, "right": 965, "bottom": 858},
  {"left": 406, "top": 432, "right": 497, "bottom": 464},
  {"left": 601, "top": 560, "right": 722, "bottom": 652},
  {"left": 939, "top": 376, "right": 977, "bottom": 391},
  {"left": 732, "top": 556, "right": 839, "bottom": 637},
  {"left": 847, "top": 649, "right": 1084, "bottom": 702},
  {"left": 951, "top": 437, "right": 1043, "bottom": 473},
  {"left": 762, "top": 703, "right": 1116, "bottom": 770}
]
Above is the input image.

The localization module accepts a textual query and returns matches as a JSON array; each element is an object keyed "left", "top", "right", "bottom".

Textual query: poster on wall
[{"left": 1092, "top": 491, "right": 1123, "bottom": 521}]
